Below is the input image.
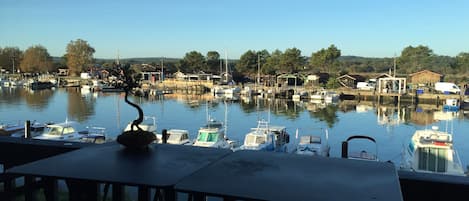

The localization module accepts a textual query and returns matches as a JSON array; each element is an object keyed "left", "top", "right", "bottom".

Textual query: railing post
[
  {"left": 25, "top": 120, "right": 31, "bottom": 139},
  {"left": 138, "top": 186, "right": 150, "bottom": 201},
  {"left": 162, "top": 129, "right": 167, "bottom": 144},
  {"left": 111, "top": 184, "right": 124, "bottom": 201},
  {"left": 24, "top": 176, "right": 36, "bottom": 201}
]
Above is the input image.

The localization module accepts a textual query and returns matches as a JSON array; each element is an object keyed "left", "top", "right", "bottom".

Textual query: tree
[
  {"left": 180, "top": 51, "right": 205, "bottom": 73},
  {"left": 66, "top": 39, "right": 95, "bottom": 76},
  {"left": 310, "top": 44, "right": 341, "bottom": 73},
  {"left": 398, "top": 45, "right": 433, "bottom": 73},
  {"left": 456, "top": 52, "right": 469, "bottom": 74},
  {"left": 280, "top": 48, "right": 305, "bottom": 73},
  {"left": 0, "top": 47, "right": 23, "bottom": 73},
  {"left": 20, "top": 45, "right": 53, "bottom": 73},
  {"left": 206, "top": 51, "right": 220, "bottom": 74},
  {"left": 236, "top": 50, "right": 258, "bottom": 75},
  {"left": 264, "top": 49, "right": 282, "bottom": 75}
]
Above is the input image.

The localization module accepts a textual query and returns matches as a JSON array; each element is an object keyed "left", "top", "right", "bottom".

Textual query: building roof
[
  {"left": 338, "top": 74, "right": 365, "bottom": 81},
  {"left": 409, "top": 70, "right": 442, "bottom": 77}
]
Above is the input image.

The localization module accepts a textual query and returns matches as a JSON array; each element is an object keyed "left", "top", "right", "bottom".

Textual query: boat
[
  {"left": 341, "top": 135, "right": 378, "bottom": 161},
  {"left": 33, "top": 120, "right": 106, "bottom": 143},
  {"left": 212, "top": 84, "right": 241, "bottom": 95},
  {"left": 193, "top": 117, "right": 235, "bottom": 149},
  {"left": 162, "top": 129, "right": 193, "bottom": 145},
  {"left": 238, "top": 119, "right": 290, "bottom": 152},
  {"left": 443, "top": 98, "right": 460, "bottom": 111},
  {"left": 294, "top": 129, "right": 330, "bottom": 157},
  {"left": 400, "top": 126, "right": 465, "bottom": 176},
  {"left": 292, "top": 91, "right": 308, "bottom": 101},
  {"left": 0, "top": 121, "right": 25, "bottom": 136},
  {"left": 310, "top": 89, "right": 339, "bottom": 102},
  {"left": 124, "top": 116, "right": 158, "bottom": 141}
]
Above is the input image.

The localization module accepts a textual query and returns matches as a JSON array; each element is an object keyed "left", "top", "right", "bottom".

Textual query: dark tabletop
[
  {"left": 7, "top": 142, "right": 232, "bottom": 187},
  {"left": 175, "top": 150, "right": 403, "bottom": 201}
]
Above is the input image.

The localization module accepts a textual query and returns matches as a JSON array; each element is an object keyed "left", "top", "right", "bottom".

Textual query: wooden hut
[
  {"left": 409, "top": 70, "right": 443, "bottom": 86},
  {"left": 337, "top": 74, "right": 365, "bottom": 88}
]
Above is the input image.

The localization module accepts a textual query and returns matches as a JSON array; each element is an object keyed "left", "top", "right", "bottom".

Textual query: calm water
[{"left": 2, "top": 86, "right": 469, "bottom": 169}]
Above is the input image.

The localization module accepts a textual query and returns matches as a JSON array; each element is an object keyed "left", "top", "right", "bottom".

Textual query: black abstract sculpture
[{"left": 116, "top": 65, "right": 156, "bottom": 149}]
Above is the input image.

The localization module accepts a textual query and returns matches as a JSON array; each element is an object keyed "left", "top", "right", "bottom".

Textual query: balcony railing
[{"left": 1, "top": 136, "right": 469, "bottom": 201}]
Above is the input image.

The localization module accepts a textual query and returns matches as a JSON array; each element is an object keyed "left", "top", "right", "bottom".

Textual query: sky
[{"left": 1, "top": 0, "right": 469, "bottom": 59}]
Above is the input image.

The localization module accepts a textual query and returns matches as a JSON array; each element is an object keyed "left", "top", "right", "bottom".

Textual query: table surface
[
  {"left": 7, "top": 142, "right": 232, "bottom": 187},
  {"left": 175, "top": 150, "right": 403, "bottom": 201}
]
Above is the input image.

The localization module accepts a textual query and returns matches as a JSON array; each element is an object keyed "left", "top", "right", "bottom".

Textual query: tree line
[{"left": 1, "top": 40, "right": 469, "bottom": 79}]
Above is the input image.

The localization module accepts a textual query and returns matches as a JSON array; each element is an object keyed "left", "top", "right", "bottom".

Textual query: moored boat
[
  {"left": 193, "top": 117, "right": 234, "bottom": 149},
  {"left": 162, "top": 129, "right": 193, "bottom": 145},
  {"left": 400, "top": 126, "right": 465, "bottom": 176},
  {"left": 443, "top": 98, "right": 460, "bottom": 111},
  {"left": 238, "top": 119, "right": 290, "bottom": 152},
  {"left": 34, "top": 120, "right": 106, "bottom": 143},
  {"left": 294, "top": 129, "right": 330, "bottom": 157}
]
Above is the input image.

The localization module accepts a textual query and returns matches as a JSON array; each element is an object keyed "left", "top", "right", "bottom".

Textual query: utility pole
[
  {"left": 161, "top": 58, "right": 164, "bottom": 82},
  {"left": 393, "top": 54, "right": 396, "bottom": 77},
  {"left": 11, "top": 55, "right": 16, "bottom": 74}
]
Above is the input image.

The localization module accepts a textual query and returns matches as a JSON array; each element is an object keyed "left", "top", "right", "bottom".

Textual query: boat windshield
[
  {"left": 168, "top": 134, "right": 182, "bottom": 142},
  {"left": 45, "top": 127, "right": 63, "bottom": 135},
  {"left": 245, "top": 135, "right": 266, "bottom": 146},
  {"left": 197, "top": 131, "right": 219, "bottom": 142}
]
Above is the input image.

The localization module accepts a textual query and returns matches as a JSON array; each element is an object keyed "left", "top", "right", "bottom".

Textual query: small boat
[
  {"left": 124, "top": 116, "right": 158, "bottom": 141},
  {"left": 0, "top": 121, "right": 24, "bottom": 136},
  {"left": 310, "top": 89, "right": 339, "bottom": 102},
  {"left": 341, "top": 135, "right": 378, "bottom": 161},
  {"left": 34, "top": 120, "right": 106, "bottom": 143},
  {"left": 443, "top": 98, "right": 460, "bottom": 111},
  {"left": 400, "top": 126, "right": 465, "bottom": 176},
  {"left": 162, "top": 129, "right": 193, "bottom": 145},
  {"left": 294, "top": 130, "right": 330, "bottom": 157},
  {"left": 193, "top": 117, "right": 236, "bottom": 149},
  {"left": 238, "top": 119, "right": 290, "bottom": 152}
]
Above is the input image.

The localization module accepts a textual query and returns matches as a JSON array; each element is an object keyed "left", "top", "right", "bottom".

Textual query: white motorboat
[
  {"left": 238, "top": 119, "right": 290, "bottom": 152},
  {"left": 34, "top": 120, "right": 106, "bottom": 143},
  {"left": 163, "top": 129, "right": 193, "bottom": 145},
  {"left": 400, "top": 126, "right": 465, "bottom": 176},
  {"left": 124, "top": 116, "right": 158, "bottom": 141},
  {"left": 294, "top": 130, "right": 330, "bottom": 157},
  {"left": 443, "top": 98, "right": 460, "bottom": 111},
  {"left": 193, "top": 117, "right": 234, "bottom": 149},
  {"left": 310, "top": 89, "right": 339, "bottom": 102}
]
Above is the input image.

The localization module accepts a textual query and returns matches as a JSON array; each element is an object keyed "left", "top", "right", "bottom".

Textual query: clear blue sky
[{"left": 1, "top": 0, "right": 468, "bottom": 59}]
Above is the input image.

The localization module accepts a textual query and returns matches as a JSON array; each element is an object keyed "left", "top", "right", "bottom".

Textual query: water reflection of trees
[
  {"left": 21, "top": 89, "right": 54, "bottom": 110},
  {"left": 0, "top": 87, "right": 23, "bottom": 108},
  {"left": 308, "top": 104, "right": 339, "bottom": 128},
  {"left": 67, "top": 88, "right": 96, "bottom": 122}
]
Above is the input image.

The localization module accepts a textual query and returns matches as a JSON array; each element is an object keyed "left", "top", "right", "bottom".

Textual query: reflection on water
[{"left": 2, "top": 87, "right": 469, "bottom": 169}]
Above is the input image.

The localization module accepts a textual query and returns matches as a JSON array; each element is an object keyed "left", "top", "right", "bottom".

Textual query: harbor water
[{"left": 2, "top": 86, "right": 469, "bottom": 170}]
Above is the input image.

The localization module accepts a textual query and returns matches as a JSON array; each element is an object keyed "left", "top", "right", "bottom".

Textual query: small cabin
[
  {"left": 409, "top": 70, "right": 443, "bottom": 86},
  {"left": 337, "top": 74, "right": 366, "bottom": 88}
]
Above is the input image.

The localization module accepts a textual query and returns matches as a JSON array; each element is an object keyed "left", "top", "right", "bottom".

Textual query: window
[
  {"left": 417, "top": 147, "right": 447, "bottom": 172},
  {"left": 207, "top": 133, "right": 219, "bottom": 142},
  {"left": 197, "top": 132, "right": 208, "bottom": 141}
]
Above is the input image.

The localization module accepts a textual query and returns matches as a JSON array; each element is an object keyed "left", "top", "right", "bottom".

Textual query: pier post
[
  {"left": 24, "top": 120, "right": 31, "bottom": 139},
  {"left": 162, "top": 129, "right": 167, "bottom": 144},
  {"left": 341, "top": 141, "right": 348, "bottom": 158}
]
